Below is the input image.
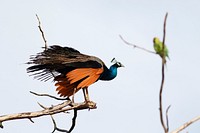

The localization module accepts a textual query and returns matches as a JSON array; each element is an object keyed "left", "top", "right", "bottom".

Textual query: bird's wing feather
[
  {"left": 67, "top": 68, "right": 103, "bottom": 87},
  {"left": 54, "top": 68, "right": 103, "bottom": 97},
  {"left": 27, "top": 45, "right": 104, "bottom": 81}
]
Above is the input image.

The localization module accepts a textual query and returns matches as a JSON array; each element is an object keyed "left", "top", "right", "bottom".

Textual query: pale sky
[{"left": 0, "top": 0, "right": 200, "bottom": 133}]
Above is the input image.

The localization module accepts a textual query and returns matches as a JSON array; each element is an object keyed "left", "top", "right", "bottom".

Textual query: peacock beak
[
  {"left": 120, "top": 64, "right": 125, "bottom": 67},
  {"left": 119, "top": 63, "right": 124, "bottom": 67}
]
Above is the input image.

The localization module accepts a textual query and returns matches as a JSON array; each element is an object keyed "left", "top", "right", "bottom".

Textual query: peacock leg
[
  {"left": 82, "top": 87, "right": 90, "bottom": 102},
  {"left": 72, "top": 88, "right": 77, "bottom": 103}
]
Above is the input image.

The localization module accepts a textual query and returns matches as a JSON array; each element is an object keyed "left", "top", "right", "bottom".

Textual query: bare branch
[
  {"left": 0, "top": 101, "right": 96, "bottom": 128},
  {"left": 31, "top": 92, "right": 78, "bottom": 133},
  {"left": 30, "top": 91, "right": 69, "bottom": 101},
  {"left": 0, "top": 101, "right": 70, "bottom": 124},
  {"left": 36, "top": 14, "right": 48, "bottom": 50},
  {"left": 171, "top": 115, "right": 200, "bottom": 133},
  {"left": 50, "top": 107, "right": 78, "bottom": 133},
  {"left": 68, "top": 109, "right": 78, "bottom": 133},
  {"left": 51, "top": 115, "right": 57, "bottom": 133},
  {"left": 159, "top": 12, "right": 169, "bottom": 133},
  {"left": 119, "top": 34, "right": 156, "bottom": 54}
]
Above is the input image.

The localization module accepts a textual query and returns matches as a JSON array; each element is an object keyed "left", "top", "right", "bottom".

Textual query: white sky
[{"left": 0, "top": 0, "right": 200, "bottom": 133}]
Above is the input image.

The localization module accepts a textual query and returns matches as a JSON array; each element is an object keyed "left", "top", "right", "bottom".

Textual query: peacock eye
[
  {"left": 116, "top": 62, "right": 124, "bottom": 67},
  {"left": 116, "top": 62, "right": 121, "bottom": 67}
]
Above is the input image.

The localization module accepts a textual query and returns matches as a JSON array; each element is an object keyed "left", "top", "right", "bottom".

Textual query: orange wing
[{"left": 55, "top": 67, "right": 103, "bottom": 97}]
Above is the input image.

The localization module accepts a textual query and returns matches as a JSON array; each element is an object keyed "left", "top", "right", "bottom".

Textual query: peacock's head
[{"left": 111, "top": 58, "right": 124, "bottom": 68}]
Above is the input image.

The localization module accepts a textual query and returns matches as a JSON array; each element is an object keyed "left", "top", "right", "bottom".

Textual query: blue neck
[{"left": 100, "top": 64, "right": 118, "bottom": 81}]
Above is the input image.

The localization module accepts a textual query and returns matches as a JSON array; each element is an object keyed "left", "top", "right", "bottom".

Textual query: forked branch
[{"left": 0, "top": 100, "right": 96, "bottom": 129}]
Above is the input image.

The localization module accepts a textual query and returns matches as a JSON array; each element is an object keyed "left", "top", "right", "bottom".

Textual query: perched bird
[
  {"left": 27, "top": 45, "right": 123, "bottom": 102},
  {"left": 153, "top": 37, "right": 170, "bottom": 63}
]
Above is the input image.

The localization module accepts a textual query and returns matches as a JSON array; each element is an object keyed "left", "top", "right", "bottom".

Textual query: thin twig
[
  {"left": 35, "top": 15, "right": 56, "bottom": 79},
  {"left": 68, "top": 109, "right": 78, "bottom": 133},
  {"left": 28, "top": 118, "right": 34, "bottom": 123},
  {"left": 36, "top": 14, "right": 48, "bottom": 50},
  {"left": 166, "top": 105, "right": 171, "bottom": 131},
  {"left": 119, "top": 34, "right": 156, "bottom": 54},
  {"left": 30, "top": 91, "right": 70, "bottom": 101},
  {"left": 50, "top": 108, "right": 78, "bottom": 133},
  {"left": 51, "top": 115, "right": 68, "bottom": 133},
  {"left": 162, "top": 13, "right": 168, "bottom": 65},
  {"left": 171, "top": 115, "right": 200, "bottom": 133},
  {"left": 159, "top": 12, "right": 168, "bottom": 133},
  {"left": 37, "top": 102, "right": 48, "bottom": 109},
  {"left": 38, "top": 104, "right": 69, "bottom": 132},
  {"left": 0, "top": 122, "right": 3, "bottom": 128}
]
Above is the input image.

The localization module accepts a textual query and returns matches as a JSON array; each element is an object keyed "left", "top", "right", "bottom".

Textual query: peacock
[{"left": 27, "top": 45, "right": 123, "bottom": 102}]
